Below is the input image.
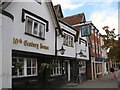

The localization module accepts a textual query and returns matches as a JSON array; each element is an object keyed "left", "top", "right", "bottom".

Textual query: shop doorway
[{"left": 64, "top": 61, "right": 70, "bottom": 81}]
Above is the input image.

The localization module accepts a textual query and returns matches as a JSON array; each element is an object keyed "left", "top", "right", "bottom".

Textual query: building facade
[
  {"left": 89, "top": 23, "right": 104, "bottom": 79},
  {"left": 0, "top": 1, "right": 90, "bottom": 89},
  {"left": 1, "top": 1, "right": 63, "bottom": 89}
]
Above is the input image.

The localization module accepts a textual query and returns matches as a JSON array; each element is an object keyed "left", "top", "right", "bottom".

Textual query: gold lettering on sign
[
  {"left": 23, "top": 40, "right": 39, "bottom": 49},
  {"left": 13, "top": 38, "right": 22, "bottom": 44},
  {"left": 13, "top": 37, "right": 49, "bottom": 50},
  {"left": 40, "top": 43, "right": 49, "bottom": 50}
]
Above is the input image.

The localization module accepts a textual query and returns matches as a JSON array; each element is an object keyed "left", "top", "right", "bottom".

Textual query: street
[{"left": 60, "top": 75, "right": 118, "bottom": 88}]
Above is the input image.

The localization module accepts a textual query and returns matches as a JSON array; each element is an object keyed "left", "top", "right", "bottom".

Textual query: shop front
[
  {"left": 95, "top": 57, "right": 105, "bottom": 78},
  {"left": 12, "top": 50, "right": 58, "bottom": 88}
]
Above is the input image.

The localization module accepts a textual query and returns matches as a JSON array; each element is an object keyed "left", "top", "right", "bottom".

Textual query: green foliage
[
  {"left": 40, "top": 63, "right": 57, "bottom": 71},
  {"left": 101, "top": 26, "right": 120, "bottom": 61},
  {"left": 13, "top": 62, "right": 24, "bottom": 70}
]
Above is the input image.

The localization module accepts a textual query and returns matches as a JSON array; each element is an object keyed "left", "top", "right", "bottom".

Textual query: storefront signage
[{"left": 13, "top": 37, "right": 49, "bottom": 50}]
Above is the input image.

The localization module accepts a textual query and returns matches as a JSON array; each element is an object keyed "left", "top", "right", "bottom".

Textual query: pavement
[{"left": 60, "top": 74, "right": 118, "bottom": 88}]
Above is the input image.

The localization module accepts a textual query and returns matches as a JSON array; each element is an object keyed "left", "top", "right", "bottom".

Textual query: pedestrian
[
  {"left": 117, "top": 65, "right": 120, "bottom": 89},
  {"left": 109, "top": 67, "right": 115, "bottom": 80}
]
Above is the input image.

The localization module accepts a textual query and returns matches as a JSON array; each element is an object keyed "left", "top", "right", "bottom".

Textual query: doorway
[{"left": 64, "top": 61, "right": 70, "bottom": 81}]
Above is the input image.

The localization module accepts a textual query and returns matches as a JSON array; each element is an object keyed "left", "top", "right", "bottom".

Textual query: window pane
[
  {"left": 71, "top": 37, "right": 73, "bottom": 47},
  {"left": 26, "top": 18, "right": 32, "bottom": 34},
  {"left": 33, "top": 22, "right": 38, "bottom": 35},
  {"left": 57, "top": 68, "right": 59, "bottom": 74},
  {"left": 27, "top": 68, "right": 31, "bottom": 75},
  {"left": 32, "top": 68, "right": 36, "bottom": 75},
  {"left": 54, "top": 68, "right": 56, "bottom": 74},
  {"left": 68, "top": 36, "right": 71, "bottom": 46},
  {"left": 12, "top": 58, "right": 17, "bottom": 68},
  {"left": 60, "top": 68, "right": 62, "bottom": 74},
  {"left": 12, "top": 58, "right": 17, "bottom": 76},
  {"left": 12, "top": 68, "right": 17, "bottom": 76},
  {"left": 19, "top": 58, "right": 24, "bottom": 68},
  {"left": 63, "top": 34, "right": 68, "bottom": 46},
  {"left": 19, "top": 58, "right": 24, "bottom": 62},
  {"left": 51, "top": 69, "right": 53, "bottom": 76},
  {"left": 19, "top": 68, "right": 24, "bottom": 76},
  {"left": 39, "top": 23, "right": 45, "bottom": 38},
  {"left": 27, "top": 59, "right": 31, "bottom": 67},
  {"left": 32, "top": 60, "right": 36, "bottom": 67}
]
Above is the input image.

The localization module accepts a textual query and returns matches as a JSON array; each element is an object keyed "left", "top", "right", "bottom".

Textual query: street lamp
[{"left": 57, "top": 46, "right": 65, "bottom": 55}]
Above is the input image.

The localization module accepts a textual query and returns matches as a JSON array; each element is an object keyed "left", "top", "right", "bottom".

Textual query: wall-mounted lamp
[
  {"left": 76, "top": 50, "right": 87, "bottom": 57},
  {"left": 57, "top": 46, "right": 65, "bottom": 55}
]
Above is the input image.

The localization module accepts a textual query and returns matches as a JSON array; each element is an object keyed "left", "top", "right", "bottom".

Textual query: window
[
  {"left": 98, "top": 45, "right": 101, "bottom": 55},
  {"left": 63, "top": 33, "right": 74, "bottom": 47},
  {"left": 96, "top": 43, "right": 98, "bottom": 54},
  {"left": 79, "top": 38, "right": 87, "bottom": 52},
  {"left": 25, "top": 16, "right": 45, "bottom": 39},
  {"left": 50, "top": 60, "right": 62, "bottom": 76},
  {"left": 92, "top": 41, "right": 94, "bottom": 48},
  {"left": 12, "top": 57, "right": 37, "bottom": 77},
  {"left": 12, "top": 58, "right": 24, "bottom": 76}
]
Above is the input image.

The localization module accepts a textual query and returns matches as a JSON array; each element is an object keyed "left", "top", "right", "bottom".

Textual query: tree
[{"left": 100, "top": 26, "right": 120, "bottom": 61}]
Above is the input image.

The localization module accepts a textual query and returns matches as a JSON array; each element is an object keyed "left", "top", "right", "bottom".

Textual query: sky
[{"left": 52, "top": 0, "right": 119, "bottom": 35}]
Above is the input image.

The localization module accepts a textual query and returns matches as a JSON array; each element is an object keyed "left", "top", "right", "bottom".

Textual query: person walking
[{"left": 110, "top": 67, "right": 115, "bottom": 80}]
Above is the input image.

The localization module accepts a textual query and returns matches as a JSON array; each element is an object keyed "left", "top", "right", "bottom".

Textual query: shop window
[
  {"left": 12, "top": 57, "right": 37, "bottom": 77},
  {"left": 50, "top": 60, "right": 62, "bottom": 76},
  {"left": 63, "top": 33, "right": 74, "bottom": 47},
  {"left": 25, "top": 17, "right": 45, "bottom": 39}
]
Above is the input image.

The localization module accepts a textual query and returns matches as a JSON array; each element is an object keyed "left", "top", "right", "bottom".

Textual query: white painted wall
[
  {"left": 2, "top": 15, "right": 13, "bottom": 88},
  {"left": 5, "top": 1, "right": 56, "bottom": 55},
  {"left": 2, "top": 1, "right": 58, "bottom": 89},
  {"left": 57, "top": 22, "right": 76, "bottom": 58},
  {"left": 0, "top": 14, "right": 2, "bottom": 90},
  {"left": 76, "top": 31, "right": 89, "bottom": 60}
]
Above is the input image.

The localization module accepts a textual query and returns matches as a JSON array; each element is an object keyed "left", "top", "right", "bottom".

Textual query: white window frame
[
  {"left": 12, "top": 57, "right": 37, "bottom": 78},
  {"left": 25, "top": 16, "right": 46, "bottom": 39},
  {"left": 50, "top": 60, "right": 62, "bottom": 76},
  {"left": 63, "top": 33, "right": 74, "bottom": 47}
]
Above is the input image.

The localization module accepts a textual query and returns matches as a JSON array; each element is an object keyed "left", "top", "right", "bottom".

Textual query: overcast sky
[{"left": 52, "top": 0, "right": 119, "bottom": 35}]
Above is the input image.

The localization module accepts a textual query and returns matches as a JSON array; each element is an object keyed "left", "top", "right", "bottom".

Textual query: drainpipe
[{"left": 55, "top": 28, "right": 57, "bottom": 60}]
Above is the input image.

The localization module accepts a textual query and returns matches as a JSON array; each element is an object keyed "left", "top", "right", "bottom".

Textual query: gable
[
  {"left": 62, "top": 13, "right": 86, "bottom": 26},
  {"left": 1, "top": 1, "right": 62, "bottom": 35},
  {"left": 54, "top": 4, "right": 64, "bottom": 19}
]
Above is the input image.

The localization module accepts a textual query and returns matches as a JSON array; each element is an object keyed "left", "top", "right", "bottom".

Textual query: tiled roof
[{"left": 62, "top": 13, "right": 85, "bottom": 26}]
